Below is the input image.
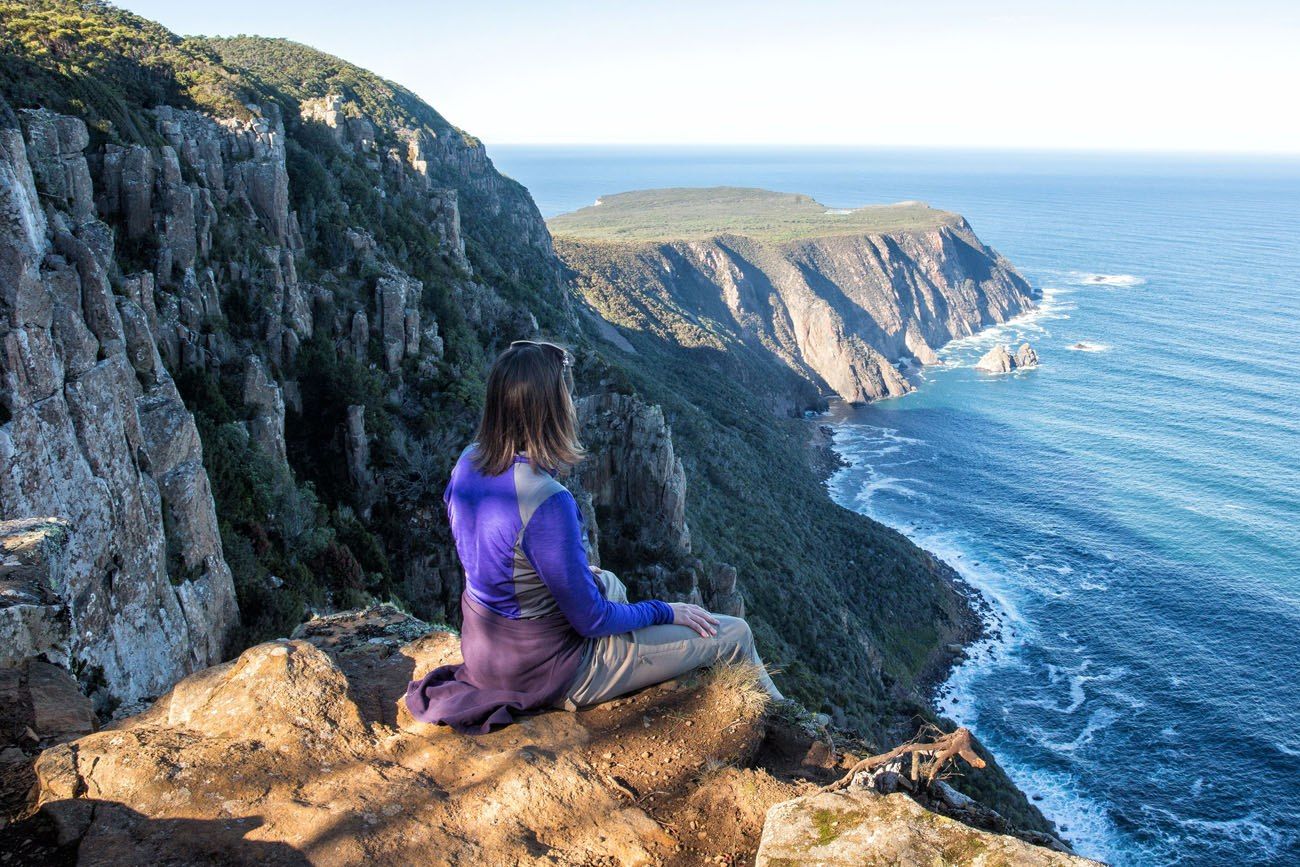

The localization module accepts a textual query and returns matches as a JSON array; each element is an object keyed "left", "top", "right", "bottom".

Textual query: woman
[{"left": 405, "top": 339, "right": 783, "bottom": 734}]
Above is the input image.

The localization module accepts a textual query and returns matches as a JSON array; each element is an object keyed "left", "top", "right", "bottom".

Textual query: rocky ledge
[{"left": 4, "top": 606, "right": 1094, "bottom": 865}]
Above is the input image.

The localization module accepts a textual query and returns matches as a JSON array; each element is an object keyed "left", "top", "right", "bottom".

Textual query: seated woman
[{"left": 405, "top": 339, "right": 783, "bottom": 733}]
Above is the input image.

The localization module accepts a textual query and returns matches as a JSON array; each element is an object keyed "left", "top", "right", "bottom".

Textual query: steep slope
[
  {"left": 0, "top": 1, "right": 564, "bottom": 705},
  {"left": 555, "top": 187, "right": 1037, "bottom": 403},
  {"left": 1, "top": 0, "right": 1057, "bottom": 845}
]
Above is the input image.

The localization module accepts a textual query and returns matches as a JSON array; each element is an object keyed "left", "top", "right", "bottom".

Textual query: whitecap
[
  {"left": 1066, "top": 271, "right": 1147, "bottom": 288},
  {"left": 1273, "top": 740, "right": 1300, "bottom": 758},
  {"left": 1139, "top": 804, "right": 1288, "bottom": 855},
  {"left": 1067, "top": 341, "right": 1110, "bottom": 352}
]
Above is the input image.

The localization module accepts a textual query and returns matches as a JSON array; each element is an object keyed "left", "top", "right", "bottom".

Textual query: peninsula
[{"left": 553, "top": 187, "right": 1038, "bottom": 403}]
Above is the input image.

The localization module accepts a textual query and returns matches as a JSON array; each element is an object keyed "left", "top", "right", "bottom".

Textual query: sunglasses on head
[{"left": 510, "top": 339, "right": 573, "bottom": 368}]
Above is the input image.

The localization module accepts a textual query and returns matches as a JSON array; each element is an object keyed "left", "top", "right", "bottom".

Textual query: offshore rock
[
  {"left": 1016, "top": 342, "right": 1040, "bottom": 368},
  {"left": 976, "top": 344, "right": 1016, "bottom": 373},
  {"left": 977, "top": 342, "right": 1039, "bottom": 373}
]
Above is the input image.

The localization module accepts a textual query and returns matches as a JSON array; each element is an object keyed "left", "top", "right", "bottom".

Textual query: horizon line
[{"left": 485, "top": 141, "right": 1300, "bottom": 159}]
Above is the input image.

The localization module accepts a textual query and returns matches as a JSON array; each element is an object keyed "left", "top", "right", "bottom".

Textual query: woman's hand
[{"left": 669, "top": 602, "right": 720, "bottom": 638}]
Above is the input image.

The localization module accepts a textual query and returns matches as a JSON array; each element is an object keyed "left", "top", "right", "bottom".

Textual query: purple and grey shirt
[{"left": 404, "top": 444, "right": 673, "bottom": 733}]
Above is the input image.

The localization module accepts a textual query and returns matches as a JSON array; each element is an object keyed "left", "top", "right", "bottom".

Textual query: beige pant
[{"left": 560, "top": 570, "right": 784, "bottom": 709}]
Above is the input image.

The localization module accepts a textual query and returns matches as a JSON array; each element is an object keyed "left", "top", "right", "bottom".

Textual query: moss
[{"left": 809, "top": 807, "right": 868, "bottom": 846}]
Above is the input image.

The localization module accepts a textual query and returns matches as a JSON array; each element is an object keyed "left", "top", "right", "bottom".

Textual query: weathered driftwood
[{"left": 820, "top": 726, "right": 987, "bottom": 793}]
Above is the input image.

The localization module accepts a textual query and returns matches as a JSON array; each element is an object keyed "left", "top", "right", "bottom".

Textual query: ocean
[{"left": 491, "top": 145, "right": 1300, "bottom": 866}]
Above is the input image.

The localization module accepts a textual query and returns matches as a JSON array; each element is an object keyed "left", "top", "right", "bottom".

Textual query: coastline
[{"left": 807, "top": 413, "right": 998, "bottom": 704}]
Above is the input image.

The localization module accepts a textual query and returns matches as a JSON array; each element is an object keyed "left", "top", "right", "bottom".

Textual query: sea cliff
[
  {"left": 2, "top": 1, "right": 1064, "bottom": 860},
  {"left": 553, "top": 187, "right": 1038, "bottom": 403}
]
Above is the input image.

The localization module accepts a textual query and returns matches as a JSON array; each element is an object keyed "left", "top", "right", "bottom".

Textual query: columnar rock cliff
[
  {"left": 0, "top": 107, "right": 239, "bottom": 705},
  {"left": 554, "top": 188, "right": 1037, "bottom": 403},
  {"left": 1, "top": 8, "right": 563, "bottom": 703}
]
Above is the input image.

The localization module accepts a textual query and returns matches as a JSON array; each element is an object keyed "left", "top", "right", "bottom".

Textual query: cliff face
[
  {"left": 555, "top": 193, "right": 1036, "bottom": 403},
  {"left": 0, "top": 108, "right": 239, "bottom": 705},
  {"left": 1, "top": 8, "right": 563, "bottom": 706}
]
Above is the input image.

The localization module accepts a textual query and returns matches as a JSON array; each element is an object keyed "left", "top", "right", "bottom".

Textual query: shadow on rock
[{"left": 2, "top": 801, "right": 310, "bottom": 866}]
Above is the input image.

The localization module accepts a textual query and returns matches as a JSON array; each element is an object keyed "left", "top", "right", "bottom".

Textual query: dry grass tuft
[{"left": 703, "top": 662, "right": 773, "bottom": 723}]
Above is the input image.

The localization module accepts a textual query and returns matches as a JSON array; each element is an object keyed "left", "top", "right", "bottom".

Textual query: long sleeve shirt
[{"left": 444, "top": 444, "right": 673, "bottom": 638}]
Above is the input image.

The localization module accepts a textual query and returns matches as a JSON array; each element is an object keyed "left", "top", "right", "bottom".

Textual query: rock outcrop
[
  {"left": 0, "top": 519, "right": 73, "bottom": 671},
  {"left": 571, "top": 391, "right": 747, "bottom": 616},
  {"left": 755, "top": 788, "right": 1100, "bottom": 866},
  {"left": 24, "top": 606, "right": 784, "bottom": 866},
  {"left": 574, "top": 392, "right": 691, "bottom": 560},
  {"left": 976, "top": 344, "right": 1015, "bottom": 373},
  {"left": 10, "top": 605, "right": 1072, "bottom": 865},
  {"left": 1017, "top": 342, "right": 1040, "bottom": 368},
  {"left": 976, "top": 342, "right": 1039, "bottom": 373},
  {"left": 1, "top": 22, "right": 566, "bottom": 709},
  {"left": 554, "top": 189, "right": 1038, "bottom": 404}
]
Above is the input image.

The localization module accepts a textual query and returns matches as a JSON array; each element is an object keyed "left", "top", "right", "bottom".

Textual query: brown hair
[{"left": 472, "top": 340, "right": 584, "bottom": 476}]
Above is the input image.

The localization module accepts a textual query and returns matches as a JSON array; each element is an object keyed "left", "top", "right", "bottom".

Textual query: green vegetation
[
  {"left": 0, "top": 0, "right": 249, "bottom": 143},
  {"left": 548, "top": 187, "right": 958, "bottom": 243},
  {"left": 810, "top": 807, "right": 867, "bottom": 845}
]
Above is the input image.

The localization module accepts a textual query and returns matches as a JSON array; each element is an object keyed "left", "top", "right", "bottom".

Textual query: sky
[{"left": 117, "top": 0, "right": 1300, "bottom": 154}]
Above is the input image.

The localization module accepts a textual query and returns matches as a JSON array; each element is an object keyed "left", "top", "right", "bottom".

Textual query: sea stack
[
  {"left": 976, "top": 345, "right": 1016, "bottom": 373},
  {"left": 976, "top": 343, "right": 1039, "bottom": 373}
]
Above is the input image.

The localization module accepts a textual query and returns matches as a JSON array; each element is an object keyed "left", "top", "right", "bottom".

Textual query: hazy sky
[{"left": 119, "top": 0, "right": 1300, "bottom": 153}]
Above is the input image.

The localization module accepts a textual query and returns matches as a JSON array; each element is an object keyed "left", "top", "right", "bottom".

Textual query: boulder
[
  {"left": 755, "top": 787, "right": 1101, "bottom": 866},
  {"left": 1016, "top": 342, "right": 1040, "bottom": 368}
]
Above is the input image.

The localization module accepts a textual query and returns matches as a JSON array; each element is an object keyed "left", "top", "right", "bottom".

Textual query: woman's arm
[{"left": 521, "top": 490, "right": 674, "bottom": 638}]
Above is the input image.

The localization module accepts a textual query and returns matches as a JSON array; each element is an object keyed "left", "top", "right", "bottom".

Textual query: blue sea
[{"left": 492, "top": 145, "right": 1300, "bottom": 866}]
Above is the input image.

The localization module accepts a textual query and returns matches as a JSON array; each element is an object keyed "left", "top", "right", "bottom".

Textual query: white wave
[
  {"left": 1139, "top": 804, "right": 1289, "bottom": 856},
  {"left": 997, "top": 762, "right": 1128, "bottom": 864},
  {"left": 851, "top": 475, "right": 929, "bottom": 508},
  {"left": 1273, "top": 740, "right": 1300, "bottom": 758},
  {"left": 937, "top": 284, "right": 1072, "bottom": 366},
  {"left": 1065, "top": 271, "right": 1147, "bottom": 288},
  {"left": 1038, "top": 706, "right": 1122, "bottom": 754},
  {"left": 824, "top": 410, "right": 1132, "bottom": 864}
]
